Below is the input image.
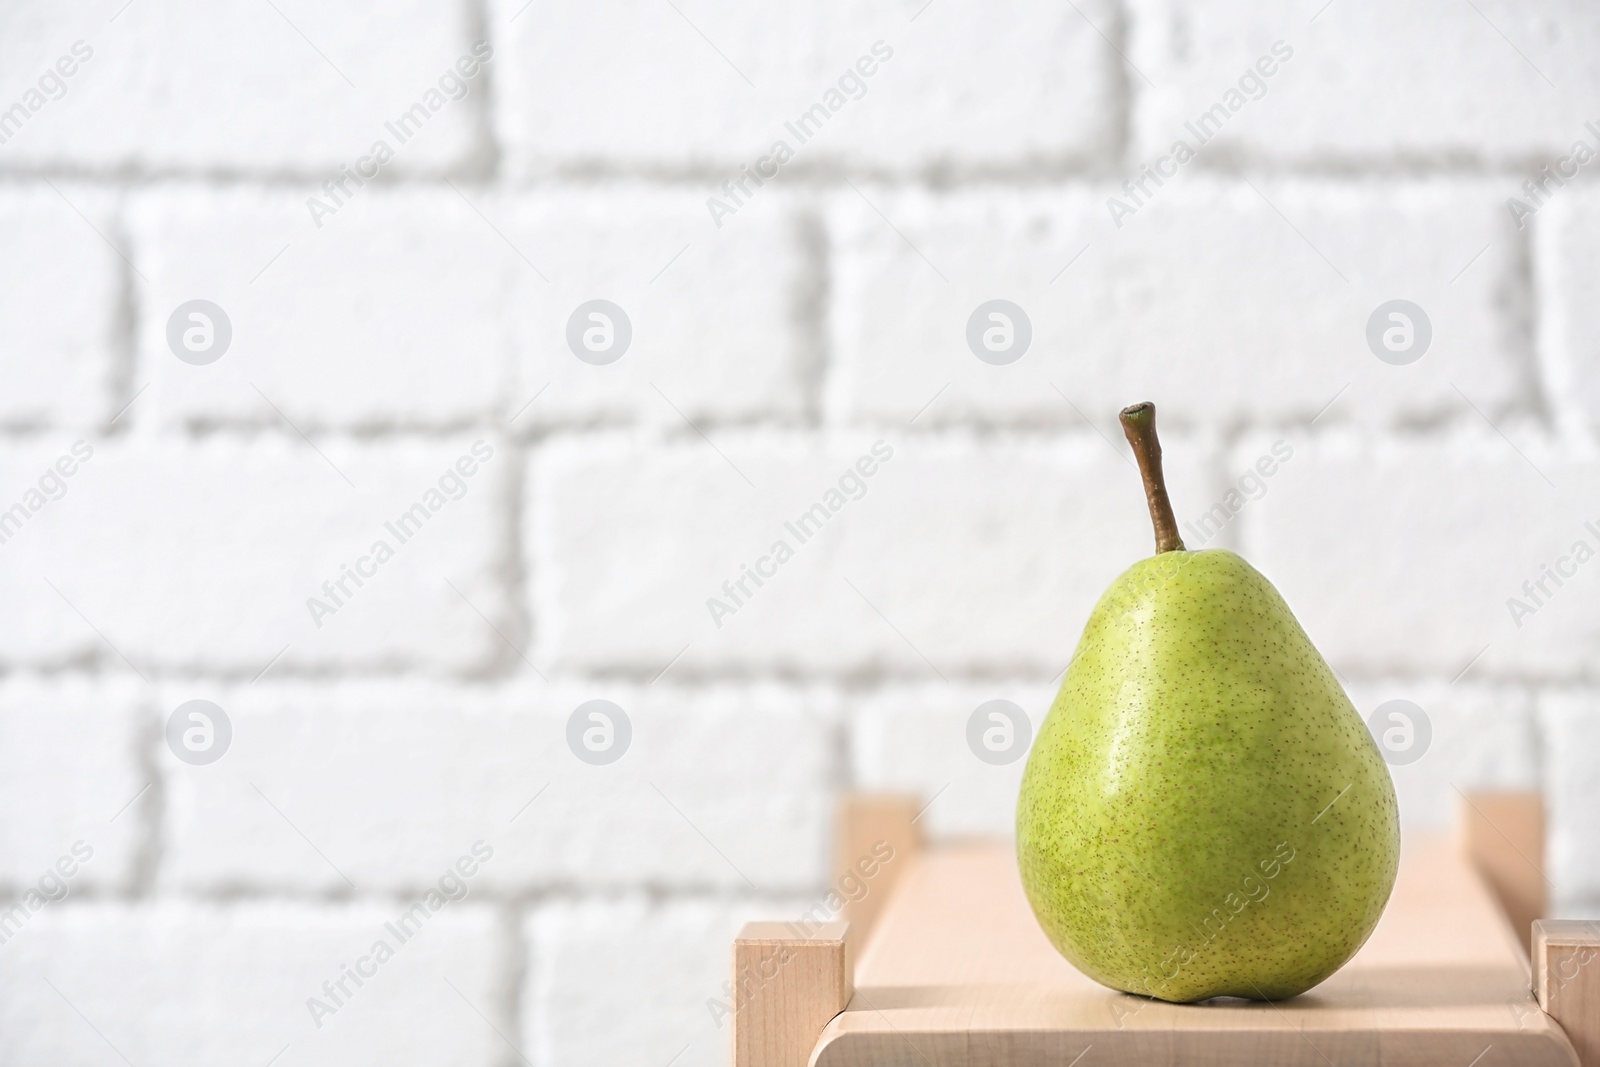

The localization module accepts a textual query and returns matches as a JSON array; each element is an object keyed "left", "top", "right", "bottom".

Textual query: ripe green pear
[{"left": 1015, "top": 404, "right": 1399, "bottom": 1003}]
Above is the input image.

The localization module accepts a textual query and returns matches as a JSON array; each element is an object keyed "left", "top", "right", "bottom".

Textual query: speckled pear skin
[{"left": 1016, "top": 548, "right": 1399, "bottom": 1002}]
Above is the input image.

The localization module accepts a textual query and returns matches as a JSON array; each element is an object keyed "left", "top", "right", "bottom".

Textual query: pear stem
[{"left": 1119, "top": 402, "right": 1186, "bottom": 555}]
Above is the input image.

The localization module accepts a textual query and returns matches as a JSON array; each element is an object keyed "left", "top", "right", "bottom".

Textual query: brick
[
  {"left": 828, "top": 180, "right": 1528, "bottom": 431},
  {"left": 1127, "top": 0, "right": 1600, "bottom": 164},
  {"left": 1236, "top": 431, "right": 1600, "bottom": 680},
  {"left": 0, "top": 187, "right": 117, "bottom": 427},
  {"left": 130, "top": 185, "right": 810, "bottom": 430},
  {"left": 499, "top": 187, "right": 810, "bottom": 428},
  {"left": 807, "top": 0, "right": 1117, "bottom": 172},
  {"left": 526, "top": 897, "right": 795, "bottom": 1067},
  {"left": 532, "top": 432, "right": 1211, "bottom": 676},
  {"left": 0, "top": 437, "right": 508, "bottom": 673},
  {"left": 161, "top": 682, "right": 835, "bottom": 893},
  {"left": 129, "top": 188, "right": 515, "bottom": 431},
  {"left": 490, "top": 0, "right": 810, "bottom": 176},
  {"left": 0, "top": 0, "right": 484, "bottom": 173},
  {"left": 1345, "top": 681, "right": 1538, "bottom": 832},
  {"left": 850, "top": 682, "right": 1059, "bottom": 839},
  {"left": 0, "top": 679, "right": 143, "bottom": 892},
  {"left": 490, "top": 0, "right": 1115, "bottom": 175},
  {"left": 1535, "top": 191, "right": 1600, "bottom": 435},
  {"left": 1541, "top": 690, "right": 1600, "bottom": 907},
  {"left": 0, "top": 902, "right": 501, "bottom": 1066}
]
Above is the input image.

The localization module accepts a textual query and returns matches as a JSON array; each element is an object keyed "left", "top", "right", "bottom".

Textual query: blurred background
[{"left": 1, "top": 0, "right": 1599, "bottom": 1063}]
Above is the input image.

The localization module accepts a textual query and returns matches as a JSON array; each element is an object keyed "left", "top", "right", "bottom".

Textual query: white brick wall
[
  {"left": 0, "top": 902, "right": 503, "bottom": 1067},
  {"left": 1128, "top": 0, "right": 1600, "bottom": 165},
  {"left": 1238, "top": 430, "right": 1600, "bottom": 679},
  {"left": 828, "top": 180, "right": 1527, "bottom": 429},
  {"left": 0, "top": 187, "right": 119, "bottom": 428},
  {"left": 1535, "top": 191, "right": 1600, "bottom": 435},
  {"left": 499, "top": 187, "right": 813, "bottom": 428},
  {"left": 491, "top": 0, "right": 1116, "bottom": 176},
  {"left": 1542, "top": 691, "right": 1600, "bottom": 908},
  {"left": 161, "top": 681, "right": 834, "bottom": 894},
  {"left": 0, "top": 679, "right": 145, "bottom": 892},
  {"left": 129, "top": 188, "right": 517, "bottom": 431},
  {"left": 850, "top": 682, "right": 1060, "bottom": 839},
  {"left": 0, "top": 437, "right": 509, "bottom": 673},
  {"left": 2, "top": 0, "right": 1599, "bottom": 1061},
  {"left": 0, "top": 0, "right": 485, "bottom": 174},
  {"left": 1343, "top": 680, "right": 1540, "bottom": 832},
  {"left": 533, "top": 432, "right": 1210, "bottom": 675}
]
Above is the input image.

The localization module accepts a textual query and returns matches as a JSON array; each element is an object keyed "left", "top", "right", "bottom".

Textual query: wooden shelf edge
[{"left": 810, "top": 1023, "right": 1577, "bottom": 1067}]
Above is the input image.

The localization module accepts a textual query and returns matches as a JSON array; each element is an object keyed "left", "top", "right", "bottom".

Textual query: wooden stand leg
[
  {"left": 732, "top": 921, "right": 851, "bottom": 1067},
  {"left": 1534, "top": 920, "right": 1600, "bottom": 1067},
  {"left": 833, "top": 793, "right": 921, "bottom": 942},
  {"left": 1460, "top": 790, "right": 1546, "bottom": 954},
  {"left": 729, "top": 794, "right": 921, "bottom": 1067}
]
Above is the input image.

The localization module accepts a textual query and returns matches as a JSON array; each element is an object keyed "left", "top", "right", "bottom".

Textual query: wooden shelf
[
  {"left": 731, "top": 792, "right": 1600, "bottom": 1067},
  {"left": 813, "top": 838, "right": 1570, "bottom": 1066}
]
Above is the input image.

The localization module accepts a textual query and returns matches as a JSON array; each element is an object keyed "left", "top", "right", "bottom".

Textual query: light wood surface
[
  {"left": 733, "top": 921, "right": 851, "bottom": 1067},
  {"left": 832, "top": 793, "right": 921, "bottom": 942},
  {"left": 1461, "top": 789, "right": 1547, "bottom": 956},
  {"left": 810, "top": 837, "right": 1579, "bottom": 1067},
  {"left": 1536, "top": 920, "right": 1600, "bottom": 1067}
]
